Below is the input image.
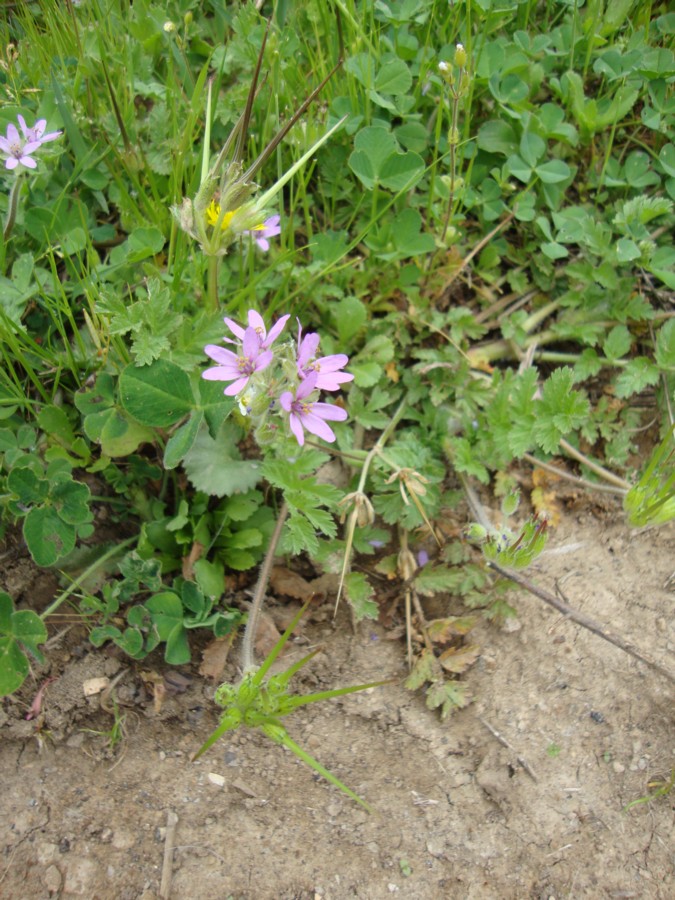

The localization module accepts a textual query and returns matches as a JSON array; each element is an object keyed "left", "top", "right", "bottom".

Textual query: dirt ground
[{"left": 1, "top": 501, "right": 674, "bottom": 900}]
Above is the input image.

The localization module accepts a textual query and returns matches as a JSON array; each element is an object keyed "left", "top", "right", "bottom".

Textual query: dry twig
[{"left": 159, "top": 809, "right": 178, "bottom": 900}]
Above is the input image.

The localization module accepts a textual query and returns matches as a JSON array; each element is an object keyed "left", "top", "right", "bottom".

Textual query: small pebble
[
  {"left": 613, "top": 761, "right": 625, "bottom": 774},
  {"left": 208, "top": 772, "right": 226, "bottom": 787},
  {"left": 43, "top": 864, "right": 62, "bottom": 895}
]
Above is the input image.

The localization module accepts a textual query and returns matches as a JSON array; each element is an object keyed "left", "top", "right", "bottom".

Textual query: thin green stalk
[
  {"left": 241, "top": 500, "right": 289, "bottom": 672},
  {"left": 40, "top": 537, "right": 136, "bottom": 621},
  {"left": 207, "top": 255, "right": 220, "bottom": 312},
  {"left": 3, "top": 174, "right": 23, "bottom": 245},
  {"left": 335, "top": 399, "right": 408, "bottom": 610}
]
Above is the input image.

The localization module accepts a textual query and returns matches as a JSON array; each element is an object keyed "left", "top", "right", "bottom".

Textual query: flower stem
[
  {"left": 40, "top": 537, "right": 136, "bottom": 620},
  {"left": 207, "top": 255, "right": 219, "bottom": 312},
  {"left": 241, "top": 500, "right": 289, "bottom": 672},
  {"left": 3, "top": 174, "right": 23, "bottom": 244}
]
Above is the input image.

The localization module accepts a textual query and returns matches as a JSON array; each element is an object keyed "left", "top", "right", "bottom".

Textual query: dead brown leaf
[
  {"left": 182, "top": 541, "right": 204, "bottom": 581},
  {"left": 199, "top": 633, "right": 236, "bottom": 682},
  {"left": 269, "top": 566, "right": 314, "bottom": 600},
  {"left": 426, "top": 616, "right": 477, "bottom": 643},
  {"left": 438, "top": 643, "right": 481, "bottom": 674},
  {"left": 254, "top": 609, "right": 282, "bottom": 659}
]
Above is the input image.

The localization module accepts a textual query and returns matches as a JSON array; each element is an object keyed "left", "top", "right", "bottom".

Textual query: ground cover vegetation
[{"left": 0, "top": 0, "right": 673, "bottom": 803}]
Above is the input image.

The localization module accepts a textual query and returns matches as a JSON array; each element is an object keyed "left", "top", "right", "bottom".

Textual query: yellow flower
[{"left": 205, "top": 201, "right": 237, "bottom": 231}]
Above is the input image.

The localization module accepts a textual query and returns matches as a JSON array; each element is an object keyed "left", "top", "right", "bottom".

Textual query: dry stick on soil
[
  {"left": 241, "top": 500, "right": 289, "bottom": 672},
  {"left": 461, "top": 476, "right": 675, "bottom": 686},
  {"left": 487, "top": 560, "right": 675, "bottom": 686},
  {"left": 479, "top": 717, "right": 538, "bottom": 782},
  {"left": 159, "top": 810, "right": 178, "bottom": 900}
]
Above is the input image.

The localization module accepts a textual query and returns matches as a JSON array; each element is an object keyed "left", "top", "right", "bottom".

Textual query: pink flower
[
  {"left": 17, "top": 115, "right": 62, "bottom": 146},
  {"left": 245, "top": 214, "right": 281, "bottom": 251},
  {"left": 0, "top": 116, "right": 62, "bottom": 171},
  {"left": 279, "top": 372, "right": 347, "bottom": 446},
  {"left": 296, "top": 324, "right": 354, "bottom": 392},
  {"left": 222, "top": 310, "right": 290, "bottom": 350},
  {"left": 203, "top": 326, "right": 274, "bottom": 396}
]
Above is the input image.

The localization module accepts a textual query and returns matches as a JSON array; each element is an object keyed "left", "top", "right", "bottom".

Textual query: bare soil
[{"left": 1, "top": 504, "right": 674, "bottom": 899}]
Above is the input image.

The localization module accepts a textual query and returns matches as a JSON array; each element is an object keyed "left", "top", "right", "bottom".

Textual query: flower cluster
[
  {"left": 203, "top": 311, "right": 353, "bottom": 446},
  {"left": 0, "top": 115, "right": 62, "bottom": 171},
  {"left": 205, "top": 202, "right": 281, "bottom": 251}
]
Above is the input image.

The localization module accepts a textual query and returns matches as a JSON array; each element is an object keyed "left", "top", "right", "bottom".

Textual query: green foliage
[
  {"left": 6, "top": 457, "right": 94, "bottom": 566},
  {"left": 89, "top": 555, "right": 243, "bottom": 664},
  {"left": 2, "top": 0, "right": 675, "bottom": 701},
  {"left": 0, "top": 591, "right": 47, "bottom": 696},
  {"left": 194, "top": 602, "right": 390, "bottom": 810},
  {"left": 624, "top": 427, "right": 675, "bottom": 527}
]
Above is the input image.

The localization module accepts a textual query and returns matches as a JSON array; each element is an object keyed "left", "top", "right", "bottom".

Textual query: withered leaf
[
  {"left": 199, "top": 633, "right": 236, "bottom": 682},
  {"left": 269, "top": 566, "right": 313, "bottom": 600},
  {"left": 426, "top": 616, "right": 477, "bottom": 643},
  {"left": 438, "top": 643, "right": 481, "bottom": 674}
]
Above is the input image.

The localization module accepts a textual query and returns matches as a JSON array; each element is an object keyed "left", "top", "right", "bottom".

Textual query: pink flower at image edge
[{"left": 0, "top": 116, "right": 61, "bottom": 171}]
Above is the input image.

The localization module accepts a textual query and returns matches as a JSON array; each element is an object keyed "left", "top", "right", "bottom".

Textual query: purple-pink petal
[
  {"left": 224, "top": 376, "right": 252, "bottom": 396},
  {"left": 242, "top": 326, "right": 262, "bottom": 359},
  {"left": 204, "top": 344, "right": 239, "bottom": 365},
  {"left": 309, "top": 402, "right": 348, "bottom": 422},
  {"left": 263, "top": 313, "right": 290, "bottom": 347},
  {"left": 223, "top": 317, "right": 246, "bottom": 341},
  {"left": 288, "top": 413, "right": 306, "bottom": 445},
  {"left": 297, "top": 332, "right": 320, "bottom": 368}
]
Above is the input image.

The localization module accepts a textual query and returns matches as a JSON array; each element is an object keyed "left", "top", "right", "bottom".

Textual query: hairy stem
[
  {"left": 207, "top": 255, "right": 219, "bottom": 312},
  {"left": 241, "top": 500, "right": 289, "bottom": 672},
  {"left": 3, "top": 174, "right": 23, "bottom": 244}
]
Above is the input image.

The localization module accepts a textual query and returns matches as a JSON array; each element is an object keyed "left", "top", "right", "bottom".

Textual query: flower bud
[
  {"left": 398, "top": 547, "right": 417, "bottom": 581},
  {"left": 454, "top": 43, "right": 467, "bottom": 68},
  {"left": 163, "top": 21, "right": 176, "bottom": 34}
]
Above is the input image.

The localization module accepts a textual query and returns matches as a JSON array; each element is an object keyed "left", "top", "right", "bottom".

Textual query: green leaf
[
  {"left": 7, "top": 468, "right": 49, "bottom": 506},
  {"left": 614, "top": 357, "right": 660, "bottom": 398},
  {"left": 61, "top": 227, "right": 87, "bottom": 255},
  {"left": 183, "top": 422, "right": 261, "bottom": 497},
  {"left": 519, "top": 132, "right": 546, "bottom": 167},
  {"left": 23, "top": 506, "right": 76, "bottom": 566},
  {"left": 446, "top": 437, "right": 490, "bottom": 484},
  {"left": 126, "top": 226, "right": 165, "bottom": 262},
  {"left": 0, "top": 592, "right": 48, "bottom": 696},
  {"left": 374, "top": 58, "right": 412, "bottom": 94},
  {"left": 119, "top": 359, "right": 194, "bottom": 427},
  {"left": 145, "top": 591, "right": 184, "bottom": 640},
  {"left": 476, "top": 120, "right": 519, "bottom": 156},
  {"left": 83, "top": 407, "right": 154, "bottom": 457},
  {"left": 506, "top": 154, "right": 532, "bottom": 183},
  {"left": 616, "top": 237, "right": 641, "bottom": 263},
  {"left": 533, "top": 368, "right": 590, "bottom": 454},
  {"left": 334, "top": 296, "right": 367, "bottom": 343},
  {"left": 536, "top": 159, "right": 571, "bottom": 184},
  {"left": 344, "top": 572, "right": 378, "bottom": 620},
  {"left": 348, "top": 126, "right": 424, "bottom": 192},
  {"left": 655, "top": 319, "right": 675, "bottom": 370},
  {"left": 164, "top": 412, "right": 203, "bottom": 469},
  {"left": 603, "top": 325, "right": 632, "bottom": 360},
  {"left": 164, "top": 622, "right": 191, "bottom": 665},
  {"left": 379, "top": 149, "right": 425, "bottom": 192}
]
